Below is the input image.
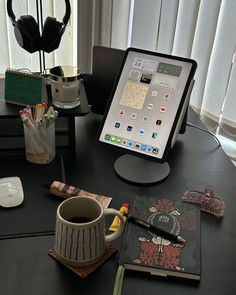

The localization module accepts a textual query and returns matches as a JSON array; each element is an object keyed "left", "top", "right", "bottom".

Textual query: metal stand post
[{"left": 36, "top": 0, "right": 46, "bottom": 73}]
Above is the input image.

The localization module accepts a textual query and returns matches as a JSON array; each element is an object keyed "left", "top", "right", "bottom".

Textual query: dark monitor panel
[{"left": 88, "top": 46, "right": 125, "bottom": 115}]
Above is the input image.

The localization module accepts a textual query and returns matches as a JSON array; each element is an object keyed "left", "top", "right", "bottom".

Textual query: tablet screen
[{"left": 98, "top": 48, "right": 197, "bottom": 162}]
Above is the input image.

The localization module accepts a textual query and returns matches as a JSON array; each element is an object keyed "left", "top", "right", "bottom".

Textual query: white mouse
[{"left": 0, "top": 177, "right": 24, "bottom": 208}]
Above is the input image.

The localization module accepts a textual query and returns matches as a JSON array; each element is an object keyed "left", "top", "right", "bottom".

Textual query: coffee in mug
[{"left": 54, "top": 196, "right": 125, "bottom": 266}]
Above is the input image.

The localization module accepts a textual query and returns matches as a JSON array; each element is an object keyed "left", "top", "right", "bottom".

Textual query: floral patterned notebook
[{"left": 119, "top": 196, "right": 201, "bottom": 280}]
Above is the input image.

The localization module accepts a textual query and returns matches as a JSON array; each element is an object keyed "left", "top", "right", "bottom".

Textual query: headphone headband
[
  {"left": 63, "top": 0, "right": 71, "bottom": 26},
  {"left": 6, "top": 0, "right": 71, "bottom": 53},
  {"left": 6, "top": 0, "right": 16, "bottom": 23},
  {"left": 7, "top": 0, "right": 71, "bottom": 26}
]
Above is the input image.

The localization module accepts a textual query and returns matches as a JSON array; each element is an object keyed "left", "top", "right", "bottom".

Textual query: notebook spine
[{"left": 6, "top": 68, "right": 42, "bottom": 79}]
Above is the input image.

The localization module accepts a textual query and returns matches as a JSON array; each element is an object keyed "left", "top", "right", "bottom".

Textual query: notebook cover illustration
[{"left": 119, "top": 196, "right": 201, "bottom": 280}]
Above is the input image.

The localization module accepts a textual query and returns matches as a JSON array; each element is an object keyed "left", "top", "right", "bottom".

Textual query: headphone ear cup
[
  {"left": 41, "top": 17, "right": 64, "bottom": 53},
  {"left": 14, "top": 15, "right": 41, "bottom": 53}
]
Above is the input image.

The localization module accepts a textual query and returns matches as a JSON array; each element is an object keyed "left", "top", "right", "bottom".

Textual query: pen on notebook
[{"left": 128, "top": 215, "right": 186, "bottom": 244}]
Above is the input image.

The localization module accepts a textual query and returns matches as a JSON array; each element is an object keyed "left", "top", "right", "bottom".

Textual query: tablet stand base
[{"left": 114, "top": 154, "right": 170, "bottom": 185}]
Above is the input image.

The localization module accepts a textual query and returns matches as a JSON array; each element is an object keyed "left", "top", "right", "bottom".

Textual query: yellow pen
[
  {"left": 34, "top": 104, "right": 45, "bottom": 121},
  {"left": 109, "top": 203, "right": 129, "bottom": 232}
]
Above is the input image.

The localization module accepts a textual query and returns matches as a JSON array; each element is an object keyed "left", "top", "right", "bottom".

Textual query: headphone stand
[
  {"left": 36, "top": 0, "right": 45, "bottom": 73},
  {"left": 38, "top": 50, "right": 46, "bottom": 73}
]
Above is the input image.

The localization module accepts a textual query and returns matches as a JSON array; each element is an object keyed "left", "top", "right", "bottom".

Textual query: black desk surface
[
  {"left": 0, "top": 154, "right": 64, "bottom": 238},
  {"left": 0, "top": 108, "right": 236, "bottom": 295}
]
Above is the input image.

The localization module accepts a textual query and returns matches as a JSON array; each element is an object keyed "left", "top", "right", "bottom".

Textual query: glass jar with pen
[{"left": 20, "top": 104, "right": 57, "bottom": 164}]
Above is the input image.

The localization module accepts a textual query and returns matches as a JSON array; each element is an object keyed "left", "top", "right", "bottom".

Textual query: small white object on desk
[{"left": 0, "top": 177, "right": 24, "bottom": 208}]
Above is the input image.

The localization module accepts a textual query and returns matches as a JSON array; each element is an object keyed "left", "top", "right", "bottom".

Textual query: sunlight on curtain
[
  {"left": 172, "top": 0, "right": 200, "bottom": 57},
  {"left": 190, "top": 0, "right": 221, "bottom": 112},
  {"left": 0, "top": 0, "right": 76, "bottom": 74},
  {"left": 0, "top": 0, "right": 10, "bottom": 73},
  {"left": 130, "top": 0, "right": 161, "bottom": 51},
  {"left": 111, "top": 1, "right": 131, "bottom": 49},
  {"left": 201, "top": 0, "right": 236, "bottom": 127},
  {"left": 156, "top": 0, "right": 178, "bottom": 54}
]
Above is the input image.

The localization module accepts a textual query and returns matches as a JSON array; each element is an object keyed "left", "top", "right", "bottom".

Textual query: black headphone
[{"left": 7, "top": 0, "right": 71, "bottom": 53}]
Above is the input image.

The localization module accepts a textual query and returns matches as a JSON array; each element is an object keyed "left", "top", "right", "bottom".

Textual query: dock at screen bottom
[{"left": 104, "top": 134, "right": 160, "bottom": 156}]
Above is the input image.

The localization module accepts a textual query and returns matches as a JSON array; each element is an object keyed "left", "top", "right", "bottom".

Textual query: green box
[{"left": 5, "top": 69, "right": 46, "bottom": 106}]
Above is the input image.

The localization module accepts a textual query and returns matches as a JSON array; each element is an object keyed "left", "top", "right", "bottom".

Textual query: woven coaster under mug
[{"left": 48, "top": 244, "right": 118, "bottom": 278}]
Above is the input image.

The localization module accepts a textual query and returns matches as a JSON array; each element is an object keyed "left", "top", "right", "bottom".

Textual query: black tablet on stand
[{"left": 98, "top": 47, "right": 197, "bottom": 184}]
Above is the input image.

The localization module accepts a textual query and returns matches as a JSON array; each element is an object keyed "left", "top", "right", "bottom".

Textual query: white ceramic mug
[{"left": 54, "top": 196, "right": 125, "bottom": 266}]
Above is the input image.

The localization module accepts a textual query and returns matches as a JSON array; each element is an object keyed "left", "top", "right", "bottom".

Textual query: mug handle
[{"left": 103, "top": 208, "right": 125, "bottom": 242}]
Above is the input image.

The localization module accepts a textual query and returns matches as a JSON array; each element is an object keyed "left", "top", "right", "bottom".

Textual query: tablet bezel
[{"left": 98, "top": 47, "right": 197, "bottom": 163}]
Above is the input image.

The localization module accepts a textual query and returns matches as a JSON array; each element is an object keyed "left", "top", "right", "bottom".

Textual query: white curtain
[
  {"left": 200, "top": 0, "right": 236, "bottom": 128},
  {"left": 0, "top": 0, "right": 77, "bottom": 73}
]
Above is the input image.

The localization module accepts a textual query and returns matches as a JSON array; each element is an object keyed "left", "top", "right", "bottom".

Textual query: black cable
[
  {"left": 59, "top": 153, "right": 66, "bottom": 184},
  {"left": 187, "top": 122, "right": 221, "bottom": 147}
]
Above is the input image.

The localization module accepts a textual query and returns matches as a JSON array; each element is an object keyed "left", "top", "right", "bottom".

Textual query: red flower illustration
[
  {"left": 155, "top": 199, "right": 175, "bottom": 213},
  {"left": 139, "top": 241, "right": 181, "bottom": 269},
  {"left": 139, "top": 242, "right": 158, "bottom": 265},
  {"left": 159, "top": 245, "right": 181, "bottom": 269}
]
